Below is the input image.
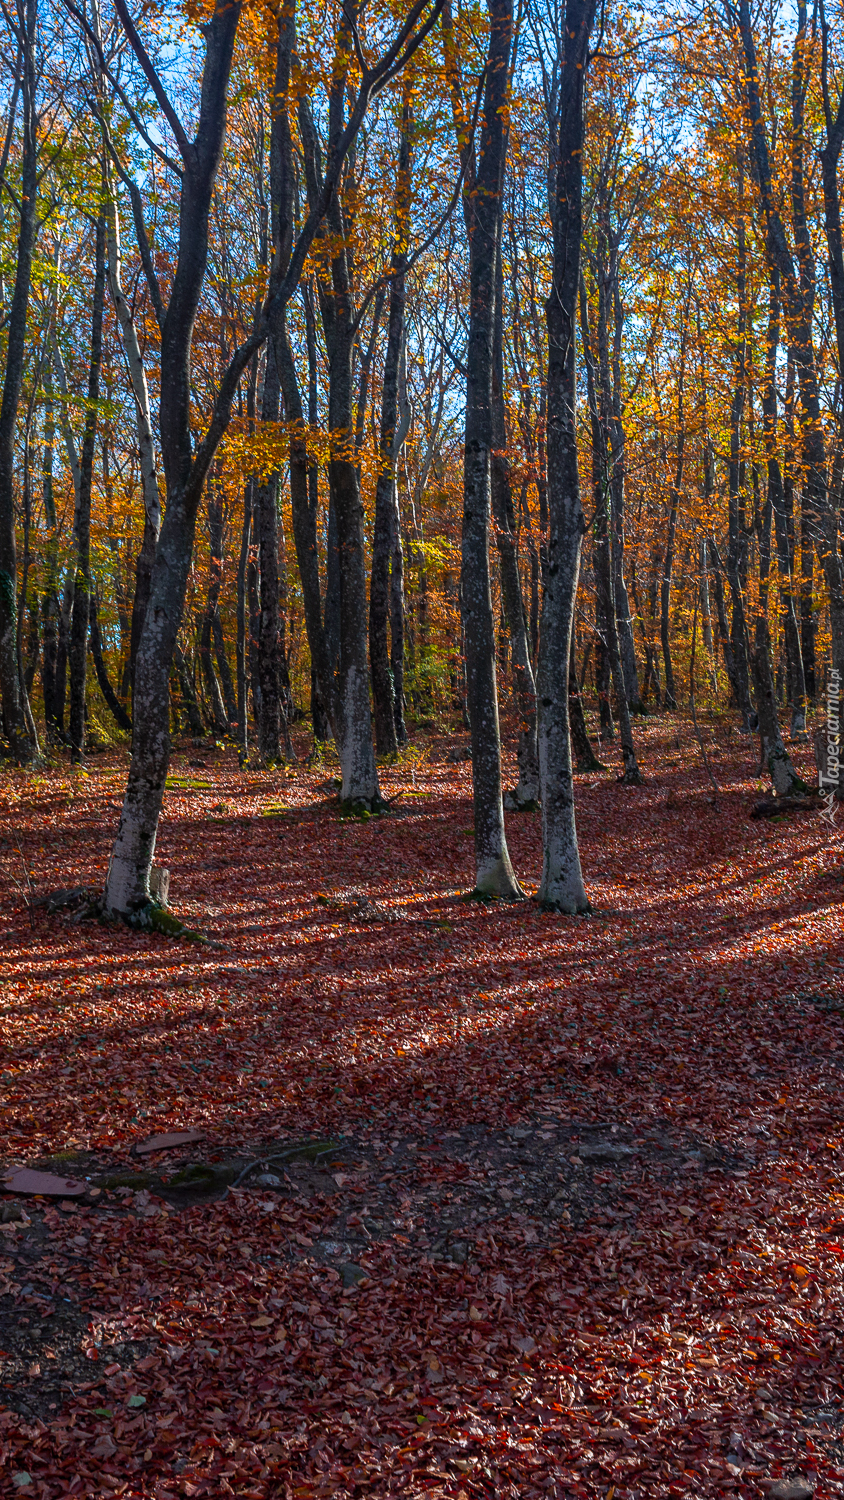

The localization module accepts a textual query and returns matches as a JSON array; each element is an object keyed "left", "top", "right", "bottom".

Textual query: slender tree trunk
[
  {"left": 90, "top": 592, "right": 132, "bottom": 733},
  {"left": 800, "top": 498, "right": 816, "bottom": 702},
  {"left": 237, "top": 475, "right": 253, "bottom": 758},
  {"left": 708, "top": 535, "right": 743, "bottom": 708},
  {"left": 595, "top": 611, "right": 614, "bottom": 738},
  {"left": 609, "top": 282, "right": 641, "bottom": 710},
  {"left": 391, "top": 468, "right": 407, "bottom": 744},
  {"left": 41, "top": 395, "right": 63, "bottom": 743},
  {"left": 199, "top": 481, "right": 230, "bottom": 732},
  {"left": 212, "top": 607, "right": 237, "bottom": 725},
  {"left": 536, "top": 0, "right": 596, "bottom": 913},
  {"left": 722, "top": 185, "right": 755, "bottom": 730},
  {"left": 16, "top": 411, "right": 38, "bottom": 751},
  {"left": 174, "top": 643, "right": 203, "bottom": 736},
  {"left": 298, "top": 17, "right": 380, "bottom": 808},
  {"left": 738, "top": 0, "right": 844, "bottom": 786},
  {"left": 751, "top": 487, "right": 807, "bottom": 796},
  {"left": 277, "top": 309, "right": 336, "bottom": 737},
  {"left": 569, "top": 634, "right": 602, "bottom": 771},
  {"left": 370, "top": 93, "right": 412, "bottom": 758},
  {"left": 659, "top": 308, "right": 689, "bottom": 716},
  {"left": 461, "top": 0, "right": 521, "bottom": 896},
  {"left": 0, "top": 0, "right": 36, "bottom": 761},
  {"left": 493, "top": 238, "right": 540, "bottom": 808},
  {"left": 256, "top": 345, "right": 283, "bottom": 761},
  {"left": 68, "top": 211, "right": 107, "bottom": 760},
  {"left": 763, "top": 267, "right": 806, "bottom": 736},
  {"left": 580, "top": 275, "right": 642, "bottom": 781},
  {"left": 105, "top": 0, "right": 245, "bottom": 913},
  {"left": 820, "top": 9, "right": 844, "bottom": 412},
  {"left": 104, "top": 162, "right": 161, "bottom": 702}
]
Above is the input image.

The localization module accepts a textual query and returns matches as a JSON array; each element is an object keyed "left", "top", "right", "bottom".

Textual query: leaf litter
[{"left": 0, "top": 720, "right": 843, "bottom": 1496}]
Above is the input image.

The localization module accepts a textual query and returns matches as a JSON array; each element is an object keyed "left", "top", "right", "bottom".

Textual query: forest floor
[{"left": 0, "top": 714, "right": 843, "bottom": 1498}]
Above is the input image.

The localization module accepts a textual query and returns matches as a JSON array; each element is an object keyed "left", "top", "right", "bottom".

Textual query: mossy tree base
[
  {"left": 575, "top": 757, "right": 606, "bottom": 774},
  {"left": 123, "top": 900, "right": 208, "bottom": 942},
  {"left": 339, "top": 796, "right": 390, "bottom": 820}
]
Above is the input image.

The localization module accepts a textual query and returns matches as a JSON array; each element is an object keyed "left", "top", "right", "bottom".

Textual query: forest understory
[{"left": 0, "top": 716, "right": 842, "bottom": 1497}]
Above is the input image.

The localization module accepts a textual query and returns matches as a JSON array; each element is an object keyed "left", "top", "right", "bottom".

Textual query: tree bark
[
  {"left": 569, "top": 634, "right": 602, "bottom": 771},
  {"left": 751, "top": 480, "right": 807, "bottom": 796},
  {"left": 68, "top": 210, "right": 107, "bottom": 760},
  {"left": 493, "top": 238, "right": 540, "bottom": 808},
  {"left": 90, "top": 592, "right": 132, "bottom": 734},
  {"left": 106, "top": 0, "right": 246, "bottom": 913},
  {"left": 370, "top": 93, "right": 412, "bottom": 758},
  {"left": 762, "top": 267, "right": 806, "bottom": 736},
  {"left": 580, "top": 274, "right": 642, "bottom": 781},
  {"left": 237, "top": 476, "right": 253, "bottom": 757},
  {"left": 0, "top": 0, "right": 36, "bottom": 761},
  {"left": 738, "top": 0, "right": 844, "bottom": 778},
  {"left": 105, "top": 0, "right": 451, "bottom": 910},
  {"left": 40, "top": 374, "right": 63, "bottom": 741},
  {"left": 298, "top": 26, "right": 380, "bottom": 806},
  {"left": 536, "top": 0, "right": 597, "bottom": 912},
  {"left": 460, "top": 0, "right": 522, "bottom": 896},
  {"left": 820, "top": 2, "right": 844, "bottom": 418},
  {"left": 723, "top": 196, "right": 754, "bottom": 730},
  {"left": 609, "top": 281, "right": 641, "bottom": 710},
  {"left": 103, "top": 155, "right": 162, "bottom": 703},
  {"left": 255, "top": 343, "right": 283, "bottom": 761}
]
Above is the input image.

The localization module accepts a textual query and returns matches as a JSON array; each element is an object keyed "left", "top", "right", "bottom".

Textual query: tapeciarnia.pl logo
[{"left": 820, "top": 668, "right": 841, "bottom": 826}]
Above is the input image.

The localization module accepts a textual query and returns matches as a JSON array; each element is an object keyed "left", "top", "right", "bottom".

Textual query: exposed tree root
[
  {"left": 750, "top": 794, "right": 824, "bottom": 819},
  {"left": 40, "top": 885, "right": 208, "bottom": 941},
  {"left": 123, "top": 901, "right": 208, "bottom": 941}
]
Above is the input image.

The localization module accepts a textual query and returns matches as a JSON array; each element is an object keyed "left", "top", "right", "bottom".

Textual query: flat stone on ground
[
  {"left": 135, "top": 1129, "right": 205, "bottom": 1155},
  {"left": 2, "top": 1168, "right": 87, "bottom": 1196}
]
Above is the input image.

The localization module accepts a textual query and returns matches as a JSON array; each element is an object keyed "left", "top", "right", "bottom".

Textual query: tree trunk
[
  {"left": 391, "top": 471, "right": 407, "bottom": 744},
  {"left": 104, "top": 159, "right": 162, "bottom": 703},
  {"left": 105, "top": 0, "right": 246, "bottom": 913},
  {"left": 708, "top": 535, "right": 743, "bottom": 709},
  {"left": 68, "top": 210, "right": 107, "bottom": 760},
  {"left": 236, "top": 475, "right": 253, "bottom": 757},
  {"left": 256, "top": 344, "right": 283, "bottom": 762},
  {"left": 659, "top": 306, "right": 689, "bottom": 717},
  {"left": 0, "top": 0, "right": 36, "bottom": 762},
  {"left": 174, "top": 643, "right": 203, "bottom": 736},
  {"left": 569, "top": 634, "right": 602, "bottom": 771},
  {"left": 751, "top": 483, "right": 807, "bottom": 796},
  {"left": 763, "top": 267, "right": 806, "bottom": 737},
  {"left": 460, "top": 0, "right": 521, "bottom": 896},
  {"left": 212, "top": 607, "right": 237, "bottom": 726},
  {"left": 800, "top": 498, "right": 816, "bottom": 702},
  {"left": 277, "top": 306, "right": 336, "bottom": 740},
  {"left": 580, "top": 273, "right": 641, "bottom": 781},
  {"left": 90, "top": 592, "right": 132, "bottom": 733},
  {"left": 199, "top": 481, "right": 231, "bottom": 733},
  {"left": 370, "top": 93, "right": 412, "bottom": 758},
  {"left": 536, "top": 0, "right": 596, "bottom": 912},
  {"left": 738, "top": 0, "right": 844, "bottom": 788},
  {"left": 493, "top": 238, "right": 539, "bottom": 809},
  {"left": 609, "top": 281, "right": 641, "bottom": 711}
]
